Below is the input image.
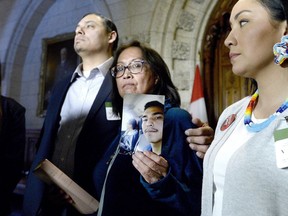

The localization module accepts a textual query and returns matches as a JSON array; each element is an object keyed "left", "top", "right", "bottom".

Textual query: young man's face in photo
[{"left": 141, "top": 106, "right": 164, "bottom": 145}]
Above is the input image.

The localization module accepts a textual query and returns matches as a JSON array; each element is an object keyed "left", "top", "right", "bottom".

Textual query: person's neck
[
  {"left": 253, "top": 66, "right": 288, "bottom": 118},
  {"left": 151, "top": 143, "right": 162, "bottom": 155},
  {"left": 81, "top": 53, "right": 112, "bottom": 71}
]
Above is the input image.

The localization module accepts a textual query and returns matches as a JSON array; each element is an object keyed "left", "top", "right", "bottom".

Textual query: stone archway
[
  {"left": 148, "top": 0, "right": 219, "bottom": 109},
  {"left": 3, "top": 0, "right": 55, "bottom": 96}
]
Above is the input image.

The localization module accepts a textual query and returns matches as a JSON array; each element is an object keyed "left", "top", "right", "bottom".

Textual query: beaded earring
[{"left": 273, "top": 35, "right": 288, "bottom": 65}]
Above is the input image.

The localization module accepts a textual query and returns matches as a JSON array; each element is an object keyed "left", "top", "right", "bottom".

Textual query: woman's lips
[{"left": 229, "top": 52, "right": 240, "bottom": 61}]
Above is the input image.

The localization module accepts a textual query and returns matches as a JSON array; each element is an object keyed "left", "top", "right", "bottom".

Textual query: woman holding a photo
[{"left": 93, "top": 40, "right": 203, "bottom": 216}]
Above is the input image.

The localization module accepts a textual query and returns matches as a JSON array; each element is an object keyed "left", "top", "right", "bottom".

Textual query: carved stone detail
[
  {"left": 192, "top": 0, "right": 204, "bottom": 4},
  {"left": 177, "top": 11, "right": 195, "bottom": 32},
  {"left": 172, "top": 41, "right": 190, "bottom": 60},
  {"left": 119, "top": 32, "right": 151, "bottom": 45}
]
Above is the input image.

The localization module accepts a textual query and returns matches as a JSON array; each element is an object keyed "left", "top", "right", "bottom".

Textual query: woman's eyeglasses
[{"left": 111, "top": 59, "right": 147, "bottom": 78}]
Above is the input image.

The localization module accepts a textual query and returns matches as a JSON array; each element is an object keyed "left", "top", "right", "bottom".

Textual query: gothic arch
[
  {"left": 148, "top": 0, "right": 218, "bottom": 109},
  {"left": 3, "top": 0, "right": 55, "bottom": 95}
]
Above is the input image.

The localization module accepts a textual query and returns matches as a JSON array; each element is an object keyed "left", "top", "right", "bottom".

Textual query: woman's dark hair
[
  {"left": 249, "top": 0, "right": 288, "bottom": 93},
  {"left": 82, "top": 13, "right": 119, "bottom": 52},
  {"left": 111, "top": 40, "right": 181, "bottom": 116},
  {"left": 257, "top": 0, "right": 287, "bottom": 22}
]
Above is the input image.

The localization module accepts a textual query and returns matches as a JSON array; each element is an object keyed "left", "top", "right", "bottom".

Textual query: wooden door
[{"left": 202, "top": 0, "right": 251, "bottom": 129}]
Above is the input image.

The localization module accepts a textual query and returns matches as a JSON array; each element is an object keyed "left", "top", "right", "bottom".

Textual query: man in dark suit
[
  {"left": 0, "top": 95, "right": 25, "bottom": 216},
  {"left": 23, "top": 13, "right": 121, "bottom": 216}
]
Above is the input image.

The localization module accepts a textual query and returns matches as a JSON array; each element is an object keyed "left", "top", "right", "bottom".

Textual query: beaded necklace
[{"left": 244, "top": 90, "right": 288, "bottom": 132}]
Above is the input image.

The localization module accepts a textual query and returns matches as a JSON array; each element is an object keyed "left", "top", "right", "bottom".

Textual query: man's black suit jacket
[
  {"left": 23, "top": 73, "right": 121, "bottom": 215},
  {"left": 0, "top": 96, "right": 25, "bottom": 215}
]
